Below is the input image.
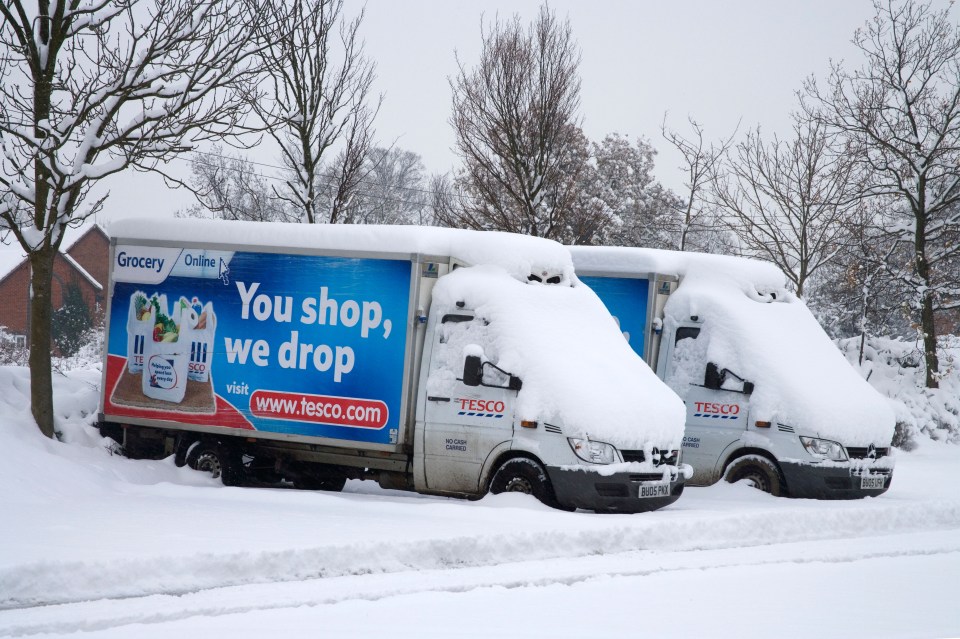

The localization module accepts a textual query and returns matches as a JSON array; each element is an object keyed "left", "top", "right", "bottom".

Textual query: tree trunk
[
  {"left": 914, "top": 199, "right": 940, "bottom": 389},
  {"left": 919, "top": 289, "right": 940, "bottom": 389},
  {"left": 28, "top": 246, "right": 57, "bottom": 438}
]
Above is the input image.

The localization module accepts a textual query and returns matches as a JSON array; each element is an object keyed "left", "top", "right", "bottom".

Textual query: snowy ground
[{"left": 1, "top": 365, "right": 959, "bottom": 638}]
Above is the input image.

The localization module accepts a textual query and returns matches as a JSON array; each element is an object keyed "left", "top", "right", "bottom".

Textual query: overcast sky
[{"left": 88, "top": 0, "right": 912, "bottom": 223}]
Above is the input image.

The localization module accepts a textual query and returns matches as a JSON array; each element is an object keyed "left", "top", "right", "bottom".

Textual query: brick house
[{"left": 0, "top": 225, "right": 109, "bottom": 348}]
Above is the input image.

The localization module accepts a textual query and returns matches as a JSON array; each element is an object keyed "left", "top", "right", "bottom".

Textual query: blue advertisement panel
[
  {"left": 579, "top": 275, "right": 649, "bottom": 359},
  {"left": 103, "top": 246, "right": 412, "bottom": 446}
]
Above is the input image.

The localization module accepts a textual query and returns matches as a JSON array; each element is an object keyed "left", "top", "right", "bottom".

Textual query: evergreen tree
[{"left": 52, "top": 282, "right": 93, "bottom": 358}]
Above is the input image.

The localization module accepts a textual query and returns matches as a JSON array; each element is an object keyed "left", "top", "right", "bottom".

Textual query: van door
[
  {"left": 422, "top": 312, "right": 516, "bottom": 493},
  {"left": 663, "top": 326, "right": 750, "bottom": 484}
]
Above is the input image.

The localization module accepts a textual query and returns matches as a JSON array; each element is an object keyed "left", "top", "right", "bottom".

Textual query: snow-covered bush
[
  {"left": 838, "top": 335, "right": 960, "bottom": 448},
  {"left": 0, "top": 327, "right": 28, "bottom": 366},
  {"left": 0, "top": 325, "right": 104, "bottom": 370},
  {"left": 53, "top": 326, "right": 105, "bottom": 373}
]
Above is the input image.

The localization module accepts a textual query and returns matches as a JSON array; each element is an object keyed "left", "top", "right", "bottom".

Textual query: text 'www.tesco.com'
[{"left": 250, "top": 390, "right": 388, "bottom": 428}]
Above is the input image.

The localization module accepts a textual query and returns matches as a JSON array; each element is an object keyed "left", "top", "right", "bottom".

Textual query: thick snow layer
[
  {"left": 108, "top": 218, "right": 575, "bottom": 285},
  {"left": 570, "top": 245, "right": 786, "bottom": 291},
  {"left": 428, "top": 265, "right": 685, "bottom": 449},
  {"left": 667, "top": 272, "right": 895, "bottom": 445},
  {"left": 571, "top": 247, "right": 895, "bottom": 446},
  {"left": 0, "top": 364, "right": 957, "bottom": 638}
]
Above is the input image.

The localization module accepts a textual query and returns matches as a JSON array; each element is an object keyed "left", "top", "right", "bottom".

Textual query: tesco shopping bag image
[
  {"left": 125, "top": 292, "right": 167, "bottom": 374},
  {"left": 111, "top": 289, "right": 218, "bottom": 413},
  {"left": 141, "top": 297, "right": 194, "bottom": 403},
  {"left": 181, "top": 298, "right": 217, "bottom": 383}
]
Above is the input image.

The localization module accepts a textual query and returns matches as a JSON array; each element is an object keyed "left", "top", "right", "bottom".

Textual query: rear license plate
[
  {"left": 860, "top": 475, "right": 885, "bottom": 490},
  {"left": 638, "top": 483, "right": 670, "bottom": 498}
]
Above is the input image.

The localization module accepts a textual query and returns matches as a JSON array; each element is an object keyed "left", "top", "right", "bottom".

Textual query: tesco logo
[
  {"left": 457, "top": 398, "right": 505, "bottom": 414},
  {"left": 694, "top": 402, "right": 740, "bottom": 416}
]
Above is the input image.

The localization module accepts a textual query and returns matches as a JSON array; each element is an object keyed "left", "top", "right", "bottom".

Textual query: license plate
[
  {"left": 860, "top": 474, "right": 886, "bottom": 490},
  {"left": 638, "top": 483, "right": 670, "bottom": 498}
]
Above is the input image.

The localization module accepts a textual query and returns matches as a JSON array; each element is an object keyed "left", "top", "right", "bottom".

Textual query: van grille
[
  {"left": 595, "top": 483, "right": 629, "bottom": 497},
  {"left": 629, "top": 474, "right": 666, "bottom": 482},
  {"left": 620, "top": 449, "right": 680, "bottom": 466},
  {"left": 846, "top": 446, "right": 889, "bottom": 459}
]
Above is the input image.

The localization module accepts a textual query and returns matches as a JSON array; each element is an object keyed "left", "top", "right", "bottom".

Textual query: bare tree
[
  {"left": 0, "top": 0, "right": 266, "bottom": 437},
  {"left": 713, "top": 117, "right": 859, "bottom": 298},
  {"left": 588, "top": 133, "right": 680, "bottom": 249},
  {"left": 803, "top": 0, "right": 960, "bottom": 388},
  {"left": 806, "top": 196, "right": 913, "bottom": 357},
  {"left": 429, "top": 173, "right": 462, "bottom": 228},
  {"left": 251, "top": 0, "right": 380, "bottom": 224},
  {"left": 447, "top": 4, "right": 584, "bottom": 240},
  {"left": 178, "top": 147, "right": 295, "bottom": 222},
  {"left": 661, "top": 115, "right": 738, "bottom": 253},
  {"left": 340, "top": 147, "right": 430, "bottom": 225}
]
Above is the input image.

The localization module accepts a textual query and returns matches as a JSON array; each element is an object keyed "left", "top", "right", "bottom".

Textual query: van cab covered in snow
[
  {"left": 570, "top": 246, "right": 896, "bottom": 499},
  {"left": 99, "top": 219, "right": 688, "bottom": 513}
]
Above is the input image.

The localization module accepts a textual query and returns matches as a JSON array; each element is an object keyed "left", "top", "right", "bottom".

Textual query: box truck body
[
  {"left": 570, "top": 246, "right": 896, "bottom": 499},
  {"left": 99, "top": 219, "right": 689, "bottom": 513}
]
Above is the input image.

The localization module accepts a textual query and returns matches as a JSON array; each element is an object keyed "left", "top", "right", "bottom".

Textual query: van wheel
[
  {"left": 724, "top": 455, "right": 784, "bottom": 496},
  {"left": 294, "top": 474, "right": 347, "bottom": 492},
  {"left": 187, "top": 441, "right": 241, "bottom": 486},
  {"left": 489, "top": 458, "right": 562, "bottom": 508}
]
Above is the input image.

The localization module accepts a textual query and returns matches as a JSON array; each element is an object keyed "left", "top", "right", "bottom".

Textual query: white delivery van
[
  {"left": 98, "top": 219, "right": 689, "bottom": 513},
  {"left": 570, "top": 246, "right": 896, "bottom": 499}
]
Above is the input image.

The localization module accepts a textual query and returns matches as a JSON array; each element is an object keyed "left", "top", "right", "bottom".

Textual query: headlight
[
  {"left": 568, "top": 438, "right": 620, "bottom": 464},
  {"left": 800, "top": 436, "right": 847, "bottom": 461}
]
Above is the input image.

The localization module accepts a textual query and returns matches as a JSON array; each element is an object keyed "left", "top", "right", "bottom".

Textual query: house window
[{"left": 14, "top": 334, "right": 26, "bottom": 349}]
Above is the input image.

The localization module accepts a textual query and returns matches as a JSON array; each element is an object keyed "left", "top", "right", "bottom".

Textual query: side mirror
[
  {"left": 705, "top": 362, "right": 754, "bottom": 394},
  {"left": 463, "top": 355, "right": 483, "bottom": 387},
  {"left": 704, "top": 362, "right": 722, "bottom": 390},
  {"left": 508, "top": 375, "right": 523, "bottom": 391}
]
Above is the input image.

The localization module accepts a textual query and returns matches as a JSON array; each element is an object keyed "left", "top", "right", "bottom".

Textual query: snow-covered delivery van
[
  {"left": 569, "top": 246, "right": 896, "bottom": 499},
  {"left": 99, "top": 219, "right": 689, "bottom": 513}
]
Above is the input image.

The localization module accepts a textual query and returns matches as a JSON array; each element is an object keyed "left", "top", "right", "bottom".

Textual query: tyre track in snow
[
  {"left": 1, "top": 530, "right": 957, "bottom": 637},
  {"left": 2, "top": 498, "right": 958, "bottom": 610},
  {"left": 5, "top": 496, "right": 959, "bottom": 612}
]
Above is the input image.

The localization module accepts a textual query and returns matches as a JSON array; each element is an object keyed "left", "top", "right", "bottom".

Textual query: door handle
[{"left": 427, "top": 396, "right": 451, "bottom": 402}]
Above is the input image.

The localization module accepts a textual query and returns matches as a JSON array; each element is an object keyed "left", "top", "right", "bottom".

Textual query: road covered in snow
[{"left": 0, "top": 366, "right": 958, "bottom": 638}]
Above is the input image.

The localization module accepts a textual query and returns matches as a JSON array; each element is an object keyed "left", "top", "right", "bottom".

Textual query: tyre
[
  {"left": 489, "top": 458, "right": 562, "bottom": 508},
  {"left": 186, "top": 440, "right": 242, "bottom": 486},
  {"left": 724, "top": 455, "right": 784, "bottom": 496},
  {"left": 97, "top": 421, "right": 124, "bottom": 446},
  {"left": 294, "top": 474, "right": 347, "bottom": 492}
]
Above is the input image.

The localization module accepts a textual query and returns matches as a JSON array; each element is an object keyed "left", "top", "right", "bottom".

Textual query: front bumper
[
  {"left": 780, "top": 462, "right": 893, "bottom": 499},
  {"left": 546, "top": 466, "right": 685, "bottom": 513}
]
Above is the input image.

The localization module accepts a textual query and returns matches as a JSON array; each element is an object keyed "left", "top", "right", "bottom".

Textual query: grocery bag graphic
[
  {"left": 141, "top": 297, "right": 196, "bottom": 404},
  {"left": 126, "top": 292, "right": 167, "bottom": 374},
  {"left": 180, "top": 298, "right": 217, "bottom": 383}
]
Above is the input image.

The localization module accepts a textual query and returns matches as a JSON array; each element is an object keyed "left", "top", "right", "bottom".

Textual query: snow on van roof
[
  {"left": 429, "top": 265, "right": 686, "bottom": 449},
  {"left": 570, "top": 247, "right": 893, "bottom": 445},
  {"left": 108, "top": 218, "right": 574, "bottom": 284},
  {"left": 666, "top": 273, "right": 894, "bottom": 446},
  {"left": 569, "top": 246, "right": 786, "bottom": 291}
]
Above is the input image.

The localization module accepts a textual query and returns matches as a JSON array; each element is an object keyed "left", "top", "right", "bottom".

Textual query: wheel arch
[
  {"left": 721, "top": 447, "right": 788, "bottom": 494},
  {"left": 480, "top": 448, "right": 548, "bottom": 493}
]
